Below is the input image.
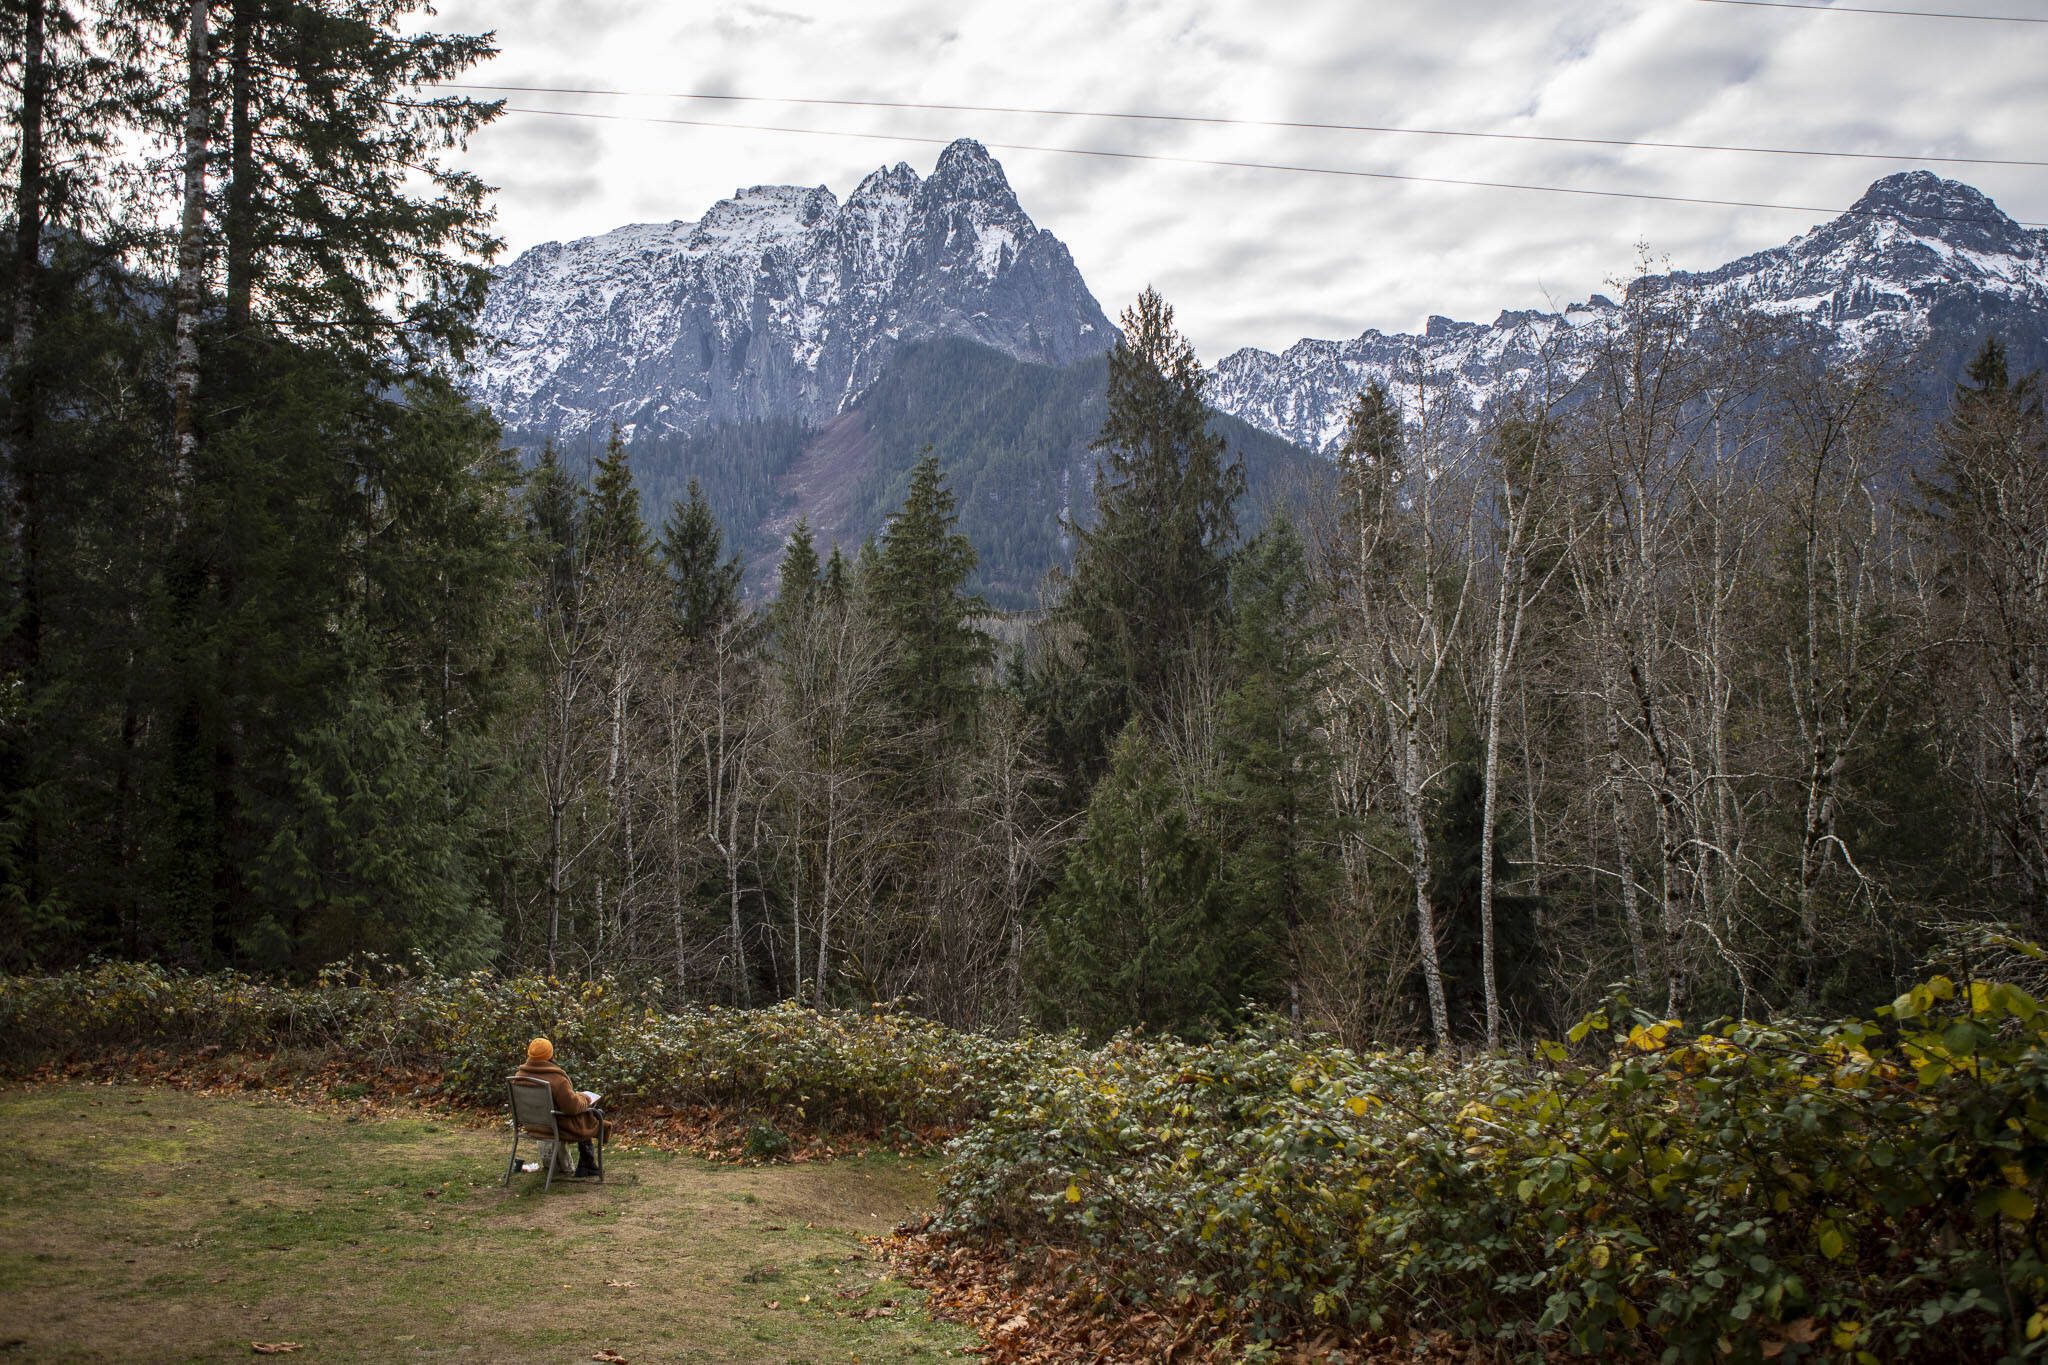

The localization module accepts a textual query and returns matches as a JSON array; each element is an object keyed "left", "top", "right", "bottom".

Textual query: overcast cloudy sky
[{"left": 419, "top": 0, "right": 2048, "bottom": 363}]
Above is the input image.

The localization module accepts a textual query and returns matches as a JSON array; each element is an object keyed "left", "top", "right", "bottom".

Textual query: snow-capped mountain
[
  {"left": 1208, "top": 172, "right": 2048, "bottom": 452},
  {"left": 471, "top": 138, "right": 1112, "bottom": 441}
]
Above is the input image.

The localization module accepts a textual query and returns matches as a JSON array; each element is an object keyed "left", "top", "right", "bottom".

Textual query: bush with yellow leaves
[{"left": 937, "top": 963, "right": 2048, "bottom": 1361}]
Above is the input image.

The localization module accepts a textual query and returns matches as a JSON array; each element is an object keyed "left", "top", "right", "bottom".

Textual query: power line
[
  {"left": 1692, "top": 0, "right": 2048, "bottom": 20},
  {"left": 483, "top": 104, "right": 2048, "bottom": 229},
  {"left": 428, "top": 81, "right": 2048, "bottom": 169}
]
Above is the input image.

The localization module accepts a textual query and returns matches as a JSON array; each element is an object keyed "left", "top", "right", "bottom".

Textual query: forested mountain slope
[{"left": 559, "top": 339, "right": 1326, "bottom": 608}]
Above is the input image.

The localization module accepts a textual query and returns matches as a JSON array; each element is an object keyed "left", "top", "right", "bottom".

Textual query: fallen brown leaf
[{"left": 250, "top": 1344, "right": 303, "bottom": 1356}]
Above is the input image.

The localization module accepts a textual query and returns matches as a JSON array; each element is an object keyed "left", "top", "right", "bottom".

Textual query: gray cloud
[{"left": 421, "top": 0, "right": 2048, "bottom": 361}]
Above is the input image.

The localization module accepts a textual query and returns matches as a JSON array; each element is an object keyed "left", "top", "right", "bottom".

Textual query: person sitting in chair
[{"left": 514, "top": 1037, "right": 606, "bottom": 1178}]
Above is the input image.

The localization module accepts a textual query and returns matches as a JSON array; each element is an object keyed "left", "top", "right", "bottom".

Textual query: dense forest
[
  {"left": 4, "top": 0, "right": 2046, "bottom": 1055},
  {"left": 544, "top": 335, "right": 1328, "bottom": 609}
]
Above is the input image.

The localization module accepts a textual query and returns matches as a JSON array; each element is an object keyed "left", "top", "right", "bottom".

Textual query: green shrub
[
  {"left": 0, "top": 961, "right": 1078, "bottom": 1138},
  {"left": 937, "top": 974, "right": 2048, "bottom": 1361},
  {"left": 743, "top": 1122, "right": 794, "bottom": 1161}
]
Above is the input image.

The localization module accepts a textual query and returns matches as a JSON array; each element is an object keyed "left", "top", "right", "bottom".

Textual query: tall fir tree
[
  {"left": 869, "top": 451, "right": 992, "bottom": 743},
  {"left": 1210, "top": 516, "right": 1339, "bottom": 1020},
  {"left": 201, "top": 0, "right": 501, "bottom": 368},
  {"left": 523, "top": 439, "right": 581, "bottom": 614},
  {"left": 774, "top": 518, "right": 821, "bottom": 627},
  {"left": 585, "top": 426, "right": 652, "bottom": 570},
  {"left": 1052, "top": 288, "right": 1245, "bottom": 781},
  {"left": 1333, "top": 379, "right": 1408, "bottom": 586},
  {"left": 659, "top": 477, "right": 743, "bottom": 642},
  {"left": 1916, "top": 336, "right": 2048, "bottom": 915}
]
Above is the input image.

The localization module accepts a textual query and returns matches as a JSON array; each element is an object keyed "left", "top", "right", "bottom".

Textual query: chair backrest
[{"left": 508, "top": 1076, "right": 557, "bottom": 1129}]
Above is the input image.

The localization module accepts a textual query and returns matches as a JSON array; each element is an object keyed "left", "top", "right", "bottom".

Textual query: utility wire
[
  {"left": 429, "top": 81, "right": 2047, "bottom": 169},
  {"left": 1691, "top": 0, "right": 2048, "bottom": 21},
  {"left": 485, "top": 104, "right": 2048, "bottom": 229}
]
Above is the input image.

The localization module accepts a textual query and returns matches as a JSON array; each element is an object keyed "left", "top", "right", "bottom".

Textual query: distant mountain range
[
  {"left": 1209, "top": 171, "right": 2048, "bottom": 450},
  {"left": 467, "top": 145, "right": 2048, "bottom": 602}
]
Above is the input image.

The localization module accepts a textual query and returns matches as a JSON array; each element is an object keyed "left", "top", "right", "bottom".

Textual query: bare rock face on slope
[
  {"left": 1206, "top": 171, "right": 2048, "bottom": 451},
  {"left": 470, "top": 138, "right": 1113, "bottom": 442}
]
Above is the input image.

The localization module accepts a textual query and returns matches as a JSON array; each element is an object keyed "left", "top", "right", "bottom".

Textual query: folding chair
[{"left": 504, "top": 1075, "right": 585, "bottom": 1192}]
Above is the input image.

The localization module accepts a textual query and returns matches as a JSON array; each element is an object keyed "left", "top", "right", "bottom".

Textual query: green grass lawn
[{"left": 0, "top": 1084, "right": 977, "bottom": 1363}]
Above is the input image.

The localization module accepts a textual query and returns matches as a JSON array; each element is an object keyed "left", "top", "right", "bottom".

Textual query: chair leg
[
  {"left": 504, "top": 1128, "right": 520, "bottom": 1186},
  {"left": 542, "top": 1137, "right": 555, "bottom": 1194}
]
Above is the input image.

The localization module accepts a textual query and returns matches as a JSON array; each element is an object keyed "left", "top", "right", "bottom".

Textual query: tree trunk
[
  {"left": 225, "top": 0, "right": 255, "bottom": 326},
  {"left": 6, "top": 0, "right": 45, "bottom": 394},
  {"left": 1400, "top": 692, "right": 1450, "bottom": 1046},
  {"left": 545, "top": 787, "right": 564, "bottom": 976},
  {"left": 171, "top": 0, "right": 212, "bottom": 516},
  {"left": 1604, "top": 675, "right": 1648, "bottom": 980},
  {"left": 726, "top": 796, "right": 748, "bottom": 1004},
  {"left": 1627, "top": 650, "right": 1688, "bottom": 1015},
  {"left": 1477, "top": 542, "right": 1523, "bottom": 1050},
  {"left": 4, "top": 0, "right": 50, "bottom": 914}
]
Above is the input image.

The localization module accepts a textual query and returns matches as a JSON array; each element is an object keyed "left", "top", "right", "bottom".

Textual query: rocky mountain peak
[
  {"left": 1848, "top": 169, "right": 2009, "bottom": 229},
  {"left": 469, "top": 141, "right": 1112, "bottom": 442},
  {"left": 929, "top": 138, "right": 1010, "bottom": 193},
  {"left": 850, "top": 160, "right": 920, "bottom": 207},
  {"left": 690, "top": 183, "right": 836, "bottom": 249}
]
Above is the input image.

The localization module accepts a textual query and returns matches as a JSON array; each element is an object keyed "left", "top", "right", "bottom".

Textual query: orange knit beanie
[{"left": 527, "top": 1037, "right": 553, "bottom": 1063}]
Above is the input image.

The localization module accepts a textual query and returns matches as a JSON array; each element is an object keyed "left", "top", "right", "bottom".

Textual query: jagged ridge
[
  {"left": 470, "top": 139, "right": 1114, "bottom": 441},
  {"left": 1207, "top": 171, "right": 2048, "bottom": 451}
]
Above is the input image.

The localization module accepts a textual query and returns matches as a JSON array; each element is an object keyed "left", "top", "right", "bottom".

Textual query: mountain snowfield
[
  {"left": 470, "top": 144, "right": 2048, "bottom": 457},
  {"left": 471, "top": 139, "right": 1111, "bottom": 441},
  {"left": 1208, "top": 172, "right": 2048, "bottom": 451}
]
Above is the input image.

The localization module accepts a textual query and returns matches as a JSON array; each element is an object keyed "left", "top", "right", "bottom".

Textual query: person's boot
[{"left": 573, "top": 1140, "right": 600, "bottom": 1178}]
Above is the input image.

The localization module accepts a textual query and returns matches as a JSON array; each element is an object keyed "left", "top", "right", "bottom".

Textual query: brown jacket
[{"left": 513, "top": 1059, "right": 603, "bottom": 1141}]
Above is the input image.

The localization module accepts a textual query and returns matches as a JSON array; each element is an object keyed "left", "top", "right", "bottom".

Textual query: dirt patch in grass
[{"left": 0, "top": 1083, "right": 978, "bottom": 1363}]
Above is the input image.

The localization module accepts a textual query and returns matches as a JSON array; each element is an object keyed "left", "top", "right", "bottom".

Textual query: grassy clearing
[{"left": 0, "top": 1084, "right": 977, "bottom": 1363}]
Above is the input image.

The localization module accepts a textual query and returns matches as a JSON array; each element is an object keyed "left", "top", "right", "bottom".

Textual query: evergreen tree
[
  {"left": 658, "top": 477, "right": 742, "bottom": 642},
  {"left": 201, "top": 0, "right": 501, "bottom": 368},
  {"left": 1033, "top": 726, "right": 1232, "bottom": 1039},
  {"left": 776, "top": 519, "right": 820, "bottom": 611},
  {"left": 870, "top": 451, "right": 992, "bottom": 741},
  {"left": 253, "top": 628, "right": 499, "bottom": 972},
  {"left": 1333, "top": 379, "right": 1407, "bottom": 585},
  {"left": 585, "top": 426, "right": 651, "bottom": 570},
  {"left": 1210, "top": 516, "right": 1339, "bottom": 1019},
  {"left": 823, "top": 543, "right": 851, "bottom": 607},
  {"left": 523, "top": 439, "right": 581, "bottom": 615},
  {"left": 1915, "top": 336, "right": 2048, "bottom": 915},
  {"left": 1054, "top": 288, "right": 1245, "bottom": 779}
]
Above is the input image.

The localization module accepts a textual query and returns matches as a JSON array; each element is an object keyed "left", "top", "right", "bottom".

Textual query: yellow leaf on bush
[
  {"left": 1589, "top": 1243, "right": 1612, "bottom": 1270},
  {"left": 1626, "top": 1020, "right": 1679, "bottom": 1052},
  {"left": 1817, "top": 1222, "right": 1846, "bottom": 1260},
  {"left": 1064, "top": 1181, "right": 1081, "bottom": 1204},
  {"left": 1993, "top": 1188, "right": 2035, "bottom": 1222},
  {"left": 1345, "top": 1096, "right": 1369, "bottom": 1117}
]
